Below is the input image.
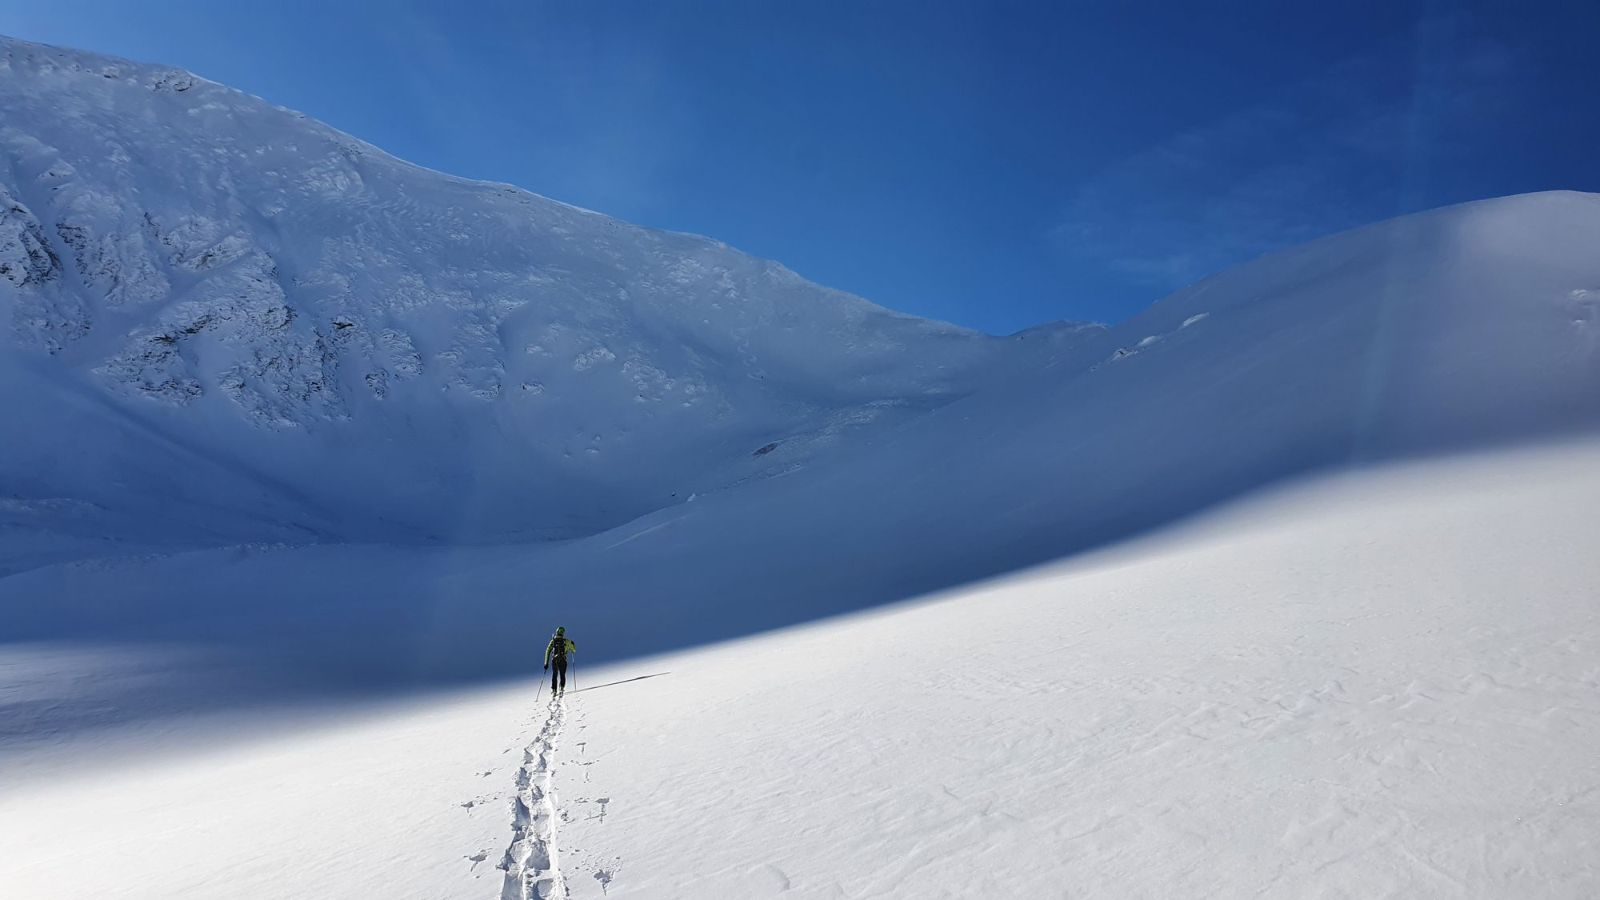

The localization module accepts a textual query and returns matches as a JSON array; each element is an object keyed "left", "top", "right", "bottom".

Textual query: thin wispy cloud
[
  {"left": 375, "top": 7, "right": 695, "bottom": 221},
  {"left": 1051, "top": 20, "right": 1522, "bottom": 297}
]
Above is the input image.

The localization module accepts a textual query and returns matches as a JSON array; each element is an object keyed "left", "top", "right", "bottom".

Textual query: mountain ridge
[{"left": 0, "top": 33, "right": 1093, "bottom": 550}]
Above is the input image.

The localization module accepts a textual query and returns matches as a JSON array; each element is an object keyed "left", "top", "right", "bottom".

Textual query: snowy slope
[
  {"left": 541, "top": 442, "right": 1600, "bottom": 899},
  {"left": 0, "top": 35, "right": 1077, "bottom": 549},
  {"left": 5, "top": 440, "right": 1599, "bottom": 898},
  {"left": 8, "top": 188, "right": 1596, "bottom": 699}
]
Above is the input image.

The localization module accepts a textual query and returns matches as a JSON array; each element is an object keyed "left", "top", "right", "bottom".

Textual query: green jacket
[{"left": 544, "top": 636, "right": 576, "bottom": 667}]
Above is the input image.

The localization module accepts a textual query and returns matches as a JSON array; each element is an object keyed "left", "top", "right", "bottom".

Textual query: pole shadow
[{"left": 573, "top": 672, "right": 671, "bottom": 694}]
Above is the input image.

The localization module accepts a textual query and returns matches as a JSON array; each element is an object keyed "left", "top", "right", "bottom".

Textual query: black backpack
[{"left": 549, "top": 635, "right": 568, "bottom": 661}]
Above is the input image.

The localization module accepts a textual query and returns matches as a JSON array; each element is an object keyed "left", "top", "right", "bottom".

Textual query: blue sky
[{"left": 3, "top": 1, "right": 1598, "bottom": 333}]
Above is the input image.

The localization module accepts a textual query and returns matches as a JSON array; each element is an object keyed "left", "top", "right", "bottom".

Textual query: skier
[{"left": 544, "top": 626, "right": 576, "bottom": 695}]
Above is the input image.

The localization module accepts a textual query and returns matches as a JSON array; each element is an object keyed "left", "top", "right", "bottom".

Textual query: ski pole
[{"left": 536, "top": 675, "right": 543, "bottom": 705}]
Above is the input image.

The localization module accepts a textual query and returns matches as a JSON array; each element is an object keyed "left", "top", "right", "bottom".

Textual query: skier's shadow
[{"left": 572, "top": 672, "right": 670, "bottom": 694}]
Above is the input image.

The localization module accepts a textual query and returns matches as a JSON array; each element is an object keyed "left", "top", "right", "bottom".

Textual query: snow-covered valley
[{"left": 3, "top": 33, "right": 1600, "bottom": 899}]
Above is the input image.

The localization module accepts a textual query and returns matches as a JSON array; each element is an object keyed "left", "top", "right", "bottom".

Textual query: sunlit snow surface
[{"left": 4, "top": 442, "right": 1599, "bottom": 898}]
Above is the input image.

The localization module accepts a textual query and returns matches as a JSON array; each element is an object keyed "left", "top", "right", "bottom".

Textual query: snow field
[
  {"left": 554, "top": 440, "right": 1600, "bottom": 898},
  {"left": 0, "top": 682, "right": 542, "bottom": 899},
  {"left": 6, "top": 439, "right": 1596, "bottom": 898}
]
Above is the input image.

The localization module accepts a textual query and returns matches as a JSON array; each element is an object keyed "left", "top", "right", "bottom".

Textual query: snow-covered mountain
[
  {"left": 3, "top": 31, "right": 1600, "bottom": 671},
  {"left": 0, "top": 35, "right": 1091, "bottom": 550},
  {"left": 1, "top": 29, "right": 1598, "bottom": 686}
]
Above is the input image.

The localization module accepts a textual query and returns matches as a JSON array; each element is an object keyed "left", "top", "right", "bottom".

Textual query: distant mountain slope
[
  {"left": 7, "top": 189, "right": 1599, "bottom": 692},
  {"left": 0, "top": 35, "right": 1092, "bottom": 546}
]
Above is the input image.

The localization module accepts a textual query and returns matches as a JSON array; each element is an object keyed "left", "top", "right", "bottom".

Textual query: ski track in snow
[
  {"left": 603, "top": 517, "right": 680, "bottom": 551},
  {"left": 500, "top": 695, "right": 568, "bottom": 900}
]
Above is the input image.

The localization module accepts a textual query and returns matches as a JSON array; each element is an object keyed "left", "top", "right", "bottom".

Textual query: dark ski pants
[{"left": 550, "top": 658, "right": 568, "bottom": 693}]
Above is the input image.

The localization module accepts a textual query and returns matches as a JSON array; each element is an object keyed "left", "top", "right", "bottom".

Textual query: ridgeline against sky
[{"left": 4, "top": 1, "right": 1599, "bottom": 332}]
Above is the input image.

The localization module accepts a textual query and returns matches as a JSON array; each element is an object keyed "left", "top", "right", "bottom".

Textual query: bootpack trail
[{"left": 500, "top": 695, "right": 568, "bottom": 900}]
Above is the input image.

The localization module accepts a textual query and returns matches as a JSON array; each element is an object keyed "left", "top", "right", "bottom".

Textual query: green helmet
[{"left": 555, "top": 626, "right": 565, "bottom": 635}]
